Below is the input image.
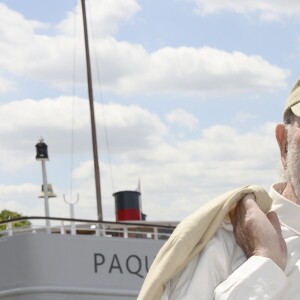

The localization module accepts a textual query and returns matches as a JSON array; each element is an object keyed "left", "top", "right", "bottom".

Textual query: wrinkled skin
[{"left": 230, "top": 193, "right": 287, "bottom": 270}]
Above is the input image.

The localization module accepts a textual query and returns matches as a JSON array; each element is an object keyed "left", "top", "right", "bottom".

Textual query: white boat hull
[{"left": 0, "top": 232, "right": 165, "bottom": 299}]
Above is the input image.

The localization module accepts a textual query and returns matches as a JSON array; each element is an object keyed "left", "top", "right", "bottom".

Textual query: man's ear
[{"left": 276, "top": 124, "right": 288, "bottom": 169}]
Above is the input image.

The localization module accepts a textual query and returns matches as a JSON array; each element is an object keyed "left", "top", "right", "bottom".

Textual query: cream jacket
[{"left": 137, "top": 185, "right": 272, "bottom": 300}]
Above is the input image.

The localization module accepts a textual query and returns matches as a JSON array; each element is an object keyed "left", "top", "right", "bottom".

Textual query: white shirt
[{"left": 162, "top": 183, "right": 300, "bottom": 299}]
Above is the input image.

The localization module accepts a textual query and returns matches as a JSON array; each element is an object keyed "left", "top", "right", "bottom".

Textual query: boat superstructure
[{"left": 0, "top": 217, "right": 176, "bottom": 299}]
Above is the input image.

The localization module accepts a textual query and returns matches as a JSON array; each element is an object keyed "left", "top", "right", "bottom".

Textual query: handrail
[
  {"left": 0, "top": 216, "right": 177, "bottom": 229},
  {"left": 0, "top": 216, "right": 177, "bottom": 240}
]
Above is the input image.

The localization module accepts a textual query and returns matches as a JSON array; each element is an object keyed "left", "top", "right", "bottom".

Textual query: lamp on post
[{"left": 35, "top": 138, "right": 51, "bottom": 233}]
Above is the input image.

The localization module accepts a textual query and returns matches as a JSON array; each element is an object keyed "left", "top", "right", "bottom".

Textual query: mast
[{"left": 81, "top": 0, "right": 103, "bottom": 221}]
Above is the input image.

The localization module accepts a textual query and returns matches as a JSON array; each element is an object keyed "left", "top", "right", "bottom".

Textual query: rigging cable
[
  {"left": 70, "top": 0, "right": 78, "bottom": 203},
  {"left": 86, "top": 0, "right": 115, "bottom": 193}
]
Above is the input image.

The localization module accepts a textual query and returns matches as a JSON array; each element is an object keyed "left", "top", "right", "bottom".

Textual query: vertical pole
[
  {"left": 154, "top": 227, "right": 158, "bottom": 240},
  {"left": 81, "top": 0, "right": 103, "bottom": 221},
  {"left": 60, "top": 221, "right": 65, "bottom": 235},
  {"left": 70, "top": 203, "right": 76, "bottom": 235},
  {"left": 7, "top": 219, "right": 13, "bottom": 236},
  {"left": 41, "top": 161, "right": 50, "bottom": 233},
  {"left": 124, "top": 226, "right": 128, "bottom": 238}
]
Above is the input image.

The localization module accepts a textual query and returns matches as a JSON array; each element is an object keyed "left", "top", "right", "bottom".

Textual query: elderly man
[{"left": 138, "top": 78, "right": 300, "bottom": 299}]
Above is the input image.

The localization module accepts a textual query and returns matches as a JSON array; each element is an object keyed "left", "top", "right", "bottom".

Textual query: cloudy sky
[{"left": 0, "top": 0, "right": 299, "bottom": 223}]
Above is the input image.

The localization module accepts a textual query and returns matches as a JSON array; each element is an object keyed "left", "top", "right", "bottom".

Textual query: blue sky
[{"left": 0, "top": 0, "right": 299, "bottom": 222}]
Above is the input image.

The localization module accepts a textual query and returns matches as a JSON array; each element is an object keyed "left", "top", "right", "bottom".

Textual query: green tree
[{"left": 0, "top": 209, "right": 31, "bottom": 231}]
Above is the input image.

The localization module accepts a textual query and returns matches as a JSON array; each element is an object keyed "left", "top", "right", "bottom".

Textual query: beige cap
[{"left": 284, "top": 77, "right": 300, "bottom": 119}]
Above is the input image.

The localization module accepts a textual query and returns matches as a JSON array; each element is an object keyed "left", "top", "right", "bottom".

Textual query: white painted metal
[
  {"left": 41, "top": 160, "right": 50, "bottom": 233},
  {"left": 0, "top": 227, "right": 169, "bottom": 300}
]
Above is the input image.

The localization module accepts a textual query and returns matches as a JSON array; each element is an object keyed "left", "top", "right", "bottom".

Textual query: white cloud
[
  {"left": 0, "top": 184, "right": 43, "bottom": 215},
  {"left": 0, "top": 183, "right": 77, "bottom": 224},
  {"left": 0, "top": 3, "right": 288, "bottom": 97},
  {"left": 0, "top": 87, "right": 281, "bottom": 221},
  {"left": 0, "top": 97, "right": 166, "bottom": 170},
  {"left": 0, "top": 1, "right": 142, "bottom": 88},
  {"left": 0, "top": 77, "right": 14, "bottom": 93},
  {"left": 0, "top": 107, "right": 281, "bottom": 221},
  {"left": 73, "top": 160, "right": 94, "bottom": 181},
  {"left": 85, "top": 45, "right": 288, "bottom": 97},
  {"left": 233, "top": 111, "right": 256, "bottom": 124},
  {"left": 189, "top": 0, "right": 300, "bottom": 21},
  {"left": 57, "top": 0, "right": 140, "bottom": 37},
  {"left": 166, "top": 109, "right": 199, "bottom": 130},
  {"left": 0, "top": 3, "right": 43, "bottom": 39},
  {"left": 68, "top": 121, "right": 280, "bottom": 221},
  {"left": 0, "top": 3, "right": 45, "bottom": 73},
  {"left": 0, "top": 1, "right": 288, "bottom": 223},
  {"left": 123, "top": 47, "right": 288, "bottom": 96}
]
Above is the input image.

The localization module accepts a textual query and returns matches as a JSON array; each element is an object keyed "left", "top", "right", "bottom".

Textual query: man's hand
[{"left": 229, "top": 193, "right": 287, "bottom": 271}]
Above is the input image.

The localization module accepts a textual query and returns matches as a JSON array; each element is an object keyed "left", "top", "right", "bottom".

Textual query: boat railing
[{"left": 0, "top": 216, "right": 177, "bottom": 240}]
